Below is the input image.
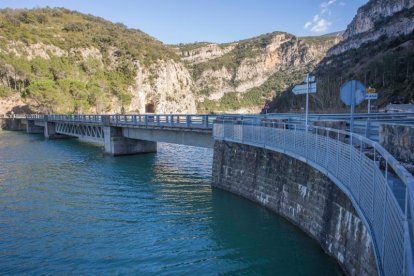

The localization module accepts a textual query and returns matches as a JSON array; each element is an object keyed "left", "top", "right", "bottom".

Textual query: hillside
[
  {"left": 268, "top": 0, "right": 414, "bottom": 113},
  {"left": 0, "top": 8, "right": 340, "bottom": 115},
  {"left": 0, "top": 8, "right": 196, "bottom": 114},
  {"left": 177, "top": 32, "right": 340, "bottom": 113}
]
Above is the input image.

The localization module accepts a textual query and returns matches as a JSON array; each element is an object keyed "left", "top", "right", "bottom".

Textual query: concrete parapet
[{"left": 103, "top": 126, "right": 157, "bottom": 156}]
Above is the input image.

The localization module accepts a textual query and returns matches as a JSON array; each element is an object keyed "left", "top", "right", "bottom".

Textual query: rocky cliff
[
  {"left": 178, "top": 33, "right": 340, "bottom": 113},
  {"left": 0, "top": 8, "right": 196, "bottom": 114},
  {"left": 269, "top": 0, "right": 414, "bottom": 113},
  {"left": 0, "top": 8, "right": 340, "bottom": 115},
  {"left": 328, "top": 0, "right": 414, "bottom": 56}
]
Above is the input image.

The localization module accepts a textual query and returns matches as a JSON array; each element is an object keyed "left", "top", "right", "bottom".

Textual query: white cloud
[
  {"left": 310, "top": 19, "right": 331, "bottom": 32},
  {"left": 303, "top": 0, "right": 340, "bottom": 33}
]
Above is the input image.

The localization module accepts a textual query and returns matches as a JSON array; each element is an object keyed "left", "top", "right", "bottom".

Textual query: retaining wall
[{"left": 212, "top": 140, "right": 378, "bottom": 276}]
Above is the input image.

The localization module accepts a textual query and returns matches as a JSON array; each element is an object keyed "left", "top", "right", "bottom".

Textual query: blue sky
[{"left": 0, "top": 0, "right": 367, "bottom": 44}]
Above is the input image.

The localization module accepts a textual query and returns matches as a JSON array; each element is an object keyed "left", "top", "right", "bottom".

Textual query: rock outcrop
[
  {"left": 328, "top": 0, "right": 414, "bottom": 56},
  {"left": 180, "top": 32, "right": 340, "bottom": 111},
  {"left": 130, "top": 60, "right": 196, "bottom": 114}
]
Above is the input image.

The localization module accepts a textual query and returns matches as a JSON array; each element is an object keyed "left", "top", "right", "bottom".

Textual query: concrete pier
[
  {"left": 5, "top": 118, "right": 25, "bottom": 131},
  {"left": 44, "top": 120, "right": 70, "bottom": 139},
  {"left": 26, "top": 120, "right": 44, "bottom": 134},
  {"left": 101, "top": 116, "right": 157, "bottom": 156},
  {"left": 103, "top": 126, "right": 157, "bottom": 156}
]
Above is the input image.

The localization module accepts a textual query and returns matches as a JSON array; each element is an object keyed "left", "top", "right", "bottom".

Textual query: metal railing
[
  {"left": 46, "top": 114, "right": 102, "bottom": 123},
  {"left": 110, "top": 114, "right": 216, "bottom": 129},
  {"left": 26, "top": 114, "right": 45, "bottom": 120},
  {"left": 25, "top": 114, "right": 217, "bottom": 130},
  {"left": 213, "top": 116, "right": 414, "bottom": 276}
]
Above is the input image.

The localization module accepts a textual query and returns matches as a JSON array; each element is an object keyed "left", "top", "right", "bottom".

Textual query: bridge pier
[
  {"left": 26, "top": 120, "right": 44, "bottom": 134},
  {"left": 44, "top": 120, "right": 70, "bottom": 139},
  {"left": 103, "top": 126, "right": 157, "bottom": 156},
  {"left": 5, "top": 118, "right": 25, "bottom": 131},
  {"left": 102, "top": 116, "right": 156, "bottom": 156}
]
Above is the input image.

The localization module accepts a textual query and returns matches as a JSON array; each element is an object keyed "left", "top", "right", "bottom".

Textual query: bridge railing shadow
[{"left": 213, "top": 116, "right": 414, "bottom": 276}]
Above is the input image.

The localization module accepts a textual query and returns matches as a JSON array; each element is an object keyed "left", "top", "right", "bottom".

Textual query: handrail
[
  {"left": 213, "top": 116, "right": 414, "bottom": 276},
  {"left": 24, "top": 114, "right": 220, "bottom": 130}
]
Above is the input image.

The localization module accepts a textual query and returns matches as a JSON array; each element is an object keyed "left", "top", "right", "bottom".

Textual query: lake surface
[{"left": 0, "top": 131, "right": 342, "bottom": 275}]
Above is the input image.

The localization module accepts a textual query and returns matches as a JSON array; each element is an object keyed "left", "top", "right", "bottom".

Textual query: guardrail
[
  {"left": 213, "top": 116, "right": 414, "bottom": 276},
  {"left": 47, "top": 114, "right": 102, "bottom": 123},
  {"left": 110, "top": 114, "right": 216, "bottom": 129},
  {"left": 3, "top": 114, "right": 27, "bottom": 119},
  {"left": 26, "top": 114, "right": 45, "bottom": 120},
  {"left": 25, "top": 114, "right": 218, "bottom": 129}
]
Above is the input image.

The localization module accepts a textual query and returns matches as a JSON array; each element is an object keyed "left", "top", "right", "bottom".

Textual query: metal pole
[
  {"left": 305, "top": 73, "right": 309, "bottom": 131},
  {"left": 350, "top": 80, "right": 355, "bottom": 133},
  {"left": 368, "top": 98, "right": 371, "bottom": 114}
]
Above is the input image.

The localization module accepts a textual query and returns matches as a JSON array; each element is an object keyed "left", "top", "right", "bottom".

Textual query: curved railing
[{"left": 213, "top": 116, "right": 414, "bottom": 276}]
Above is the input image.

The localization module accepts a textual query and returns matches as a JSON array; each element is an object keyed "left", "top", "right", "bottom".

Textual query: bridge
[
  {"left": 2, "top": 112, "right": 414, "bottom": 275},
  {"left": 20, "top": 114, "right": 216, "bottom": 155}
]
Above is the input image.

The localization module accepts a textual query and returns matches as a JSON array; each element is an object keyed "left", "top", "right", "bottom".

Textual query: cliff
[
  {"left": 178, "top": 33, "right": 339, "bottom": 113},
  {"left": 0, "top": 8, "right": 196, "bottom": 114},
  {"left": 269, "top": 0, "right": 414, "bottom": 113},
  {"left": 328, "top": 0, "right": 414, "bottom": 56}
]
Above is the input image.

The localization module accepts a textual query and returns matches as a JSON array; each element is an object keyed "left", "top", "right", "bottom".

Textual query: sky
[{"left": 0, "top": 0, "right": 368, "bottom": 44}]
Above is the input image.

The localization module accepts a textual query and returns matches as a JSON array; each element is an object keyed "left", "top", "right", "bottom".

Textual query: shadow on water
[
  {"left": 209, "top": 189, "right": 343, "bottom": 275},
  {"left": 0, "top": 132, "right": 343, "bottom": 275}
]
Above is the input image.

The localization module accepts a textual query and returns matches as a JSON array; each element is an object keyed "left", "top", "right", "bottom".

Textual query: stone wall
[
  {"left": 380, "top": 123, "right": 414, "bottom": 173},
  {"left": 212, "top": 140, "right": 378, "bottom": 276}
]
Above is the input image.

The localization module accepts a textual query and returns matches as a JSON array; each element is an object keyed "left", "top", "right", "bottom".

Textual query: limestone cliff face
[
  {"left": 180, "top": 43, "right": 236, "bottom": 64},
  {"left": 328, "top": 0, "right": 414, "bottom": 56},
  {"left": 130, "top": 60, "right": 196, "bottom": 114},
  {"left": 0, "top": 8, "right": 197, "bottom": 115},
  {"left": 269, "top": 0, "right": 414, "bottom": 113},
  {"left": 184, "top": 33, "right": 340, "bottom": 101},
  {"left": 1, "top": 41, "right": 196, "bottom": 114},
  {"left": 0, "top": 8, "right": 342, "bottom": 115}
]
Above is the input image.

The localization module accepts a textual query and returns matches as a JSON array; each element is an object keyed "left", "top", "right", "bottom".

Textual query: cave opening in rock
[{"left": 145, "top": 103, "right": 155, "bottom": 113}]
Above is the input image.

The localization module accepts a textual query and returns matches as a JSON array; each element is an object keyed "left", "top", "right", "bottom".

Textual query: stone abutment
[{"left": 212, "top": 140, "right": 378, "bottom": 276}]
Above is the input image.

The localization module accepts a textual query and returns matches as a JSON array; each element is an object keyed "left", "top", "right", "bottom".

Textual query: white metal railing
[
  {"left": 213, "top": 116, "right": 414, "bottom": 276},
  {"left": 46, "top": 114, "right": 102, "bottom": 123},
  {"left": 26, "top": 114, "right": 45, "bottom": 120},
  {"left": 25, "top": 114, "right": 217, "bottom": 129},
  {"left": 109, "top": 114, "right": 216, "bottom": 129}
]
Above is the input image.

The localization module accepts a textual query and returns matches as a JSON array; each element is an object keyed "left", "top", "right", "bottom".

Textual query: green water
[{"left": 0, "top": 131, "right": 342, "bottom": 275}]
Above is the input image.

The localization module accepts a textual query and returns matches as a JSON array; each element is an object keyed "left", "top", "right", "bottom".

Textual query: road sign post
[
  {"left": 292, "top": 74, "right": 316, "bottom": 130},
  {"left": 365, "top": 87, "right": 377, "bottom": 114},
  {"left": 305, "top": 74, "right": 309, "bottom": 129},
  {"left": 340, "top": 80, "right": 366, "bottom": 133}
]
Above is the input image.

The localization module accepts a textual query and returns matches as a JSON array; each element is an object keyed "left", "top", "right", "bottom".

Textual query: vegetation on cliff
[
  {"left": 268, "top": 4, "right": 414, "bottom": 113},
  {"left": 0, "top": 8, "right": 179, "bottom": 113}
]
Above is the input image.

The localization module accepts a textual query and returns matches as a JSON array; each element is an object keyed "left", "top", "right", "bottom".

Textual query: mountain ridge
[
  {"left": 0, "top": 7, "right": 340, "bottom": 114},
  {"left": 268, "top": 0, "right": 414, "bottom": 113}
]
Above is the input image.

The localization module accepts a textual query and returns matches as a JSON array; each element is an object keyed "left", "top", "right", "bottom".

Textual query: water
[{"left": 0, "top": 132, "right": 343, "bottom": 275}]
